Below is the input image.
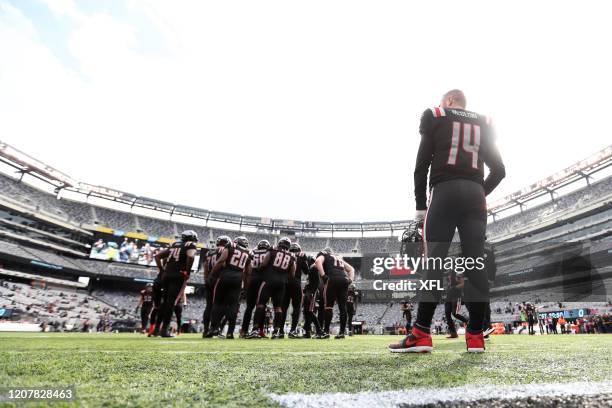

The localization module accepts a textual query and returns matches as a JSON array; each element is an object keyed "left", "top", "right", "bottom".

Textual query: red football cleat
[
  {"left": 388, "top": 327, "right": 433, "bottom": 353},
  {"left": 465, "top": 331, "right": 485, "bottom": 353}
]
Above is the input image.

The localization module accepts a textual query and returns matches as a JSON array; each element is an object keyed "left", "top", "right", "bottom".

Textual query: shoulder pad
[{"left": 429, "top": 107, "right": 446, "bottom": 118}]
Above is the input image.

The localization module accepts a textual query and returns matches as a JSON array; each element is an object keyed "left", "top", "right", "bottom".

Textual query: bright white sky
[{"left": 0, "top": 0, "right": 610, "bottom": 222}]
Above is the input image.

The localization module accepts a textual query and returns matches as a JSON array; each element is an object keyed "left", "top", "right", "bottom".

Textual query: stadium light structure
[{"left": 0, "top": 140, "right": 610, "bottom": 235}]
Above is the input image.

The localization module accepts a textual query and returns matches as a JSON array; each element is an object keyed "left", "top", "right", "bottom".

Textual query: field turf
[{"left": 0, "top": 333, "right": 611, "bottom": 407}]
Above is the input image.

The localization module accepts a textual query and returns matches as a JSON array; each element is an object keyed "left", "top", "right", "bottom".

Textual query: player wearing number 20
[
  {"left": 390, "top": 89, "right": 505, "bottom": 353},
  {"left": 207, "top": 236, "right": 252, "bottom": 338},
  {"left": 250, "top": 237, "right": 296, "bottom": 339}
]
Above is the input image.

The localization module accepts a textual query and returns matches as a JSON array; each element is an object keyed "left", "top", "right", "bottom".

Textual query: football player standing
[
  {"left": 389, "top": 90, "right": 505, "bottom": 353},
  {"left": 207, "top": 236, "right": 252, "bottom": 338},
  {"left": 314, "top": 247, "right": 355, "bottom": 339},
  {"left": 240, "top": 239, "right": 271, "bottom": 338},
  {"left": 248, "top": 237, "right": 296, "bottom": 339},
  {"left": 202, "top": 235, "right": 232, "bottom": 337},
  {"left": 153, "top": 230, "right": 198, "bottom": 338}
]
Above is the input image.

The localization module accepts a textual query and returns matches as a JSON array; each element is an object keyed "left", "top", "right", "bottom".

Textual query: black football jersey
[
  {"left": 414, "top": 107, "right": 505, "bottom": 210},
  {"left": 250, "top": 248, "right": 269, "bottom": 276},
  {"left": 222, "top": 244, "right": 252, "bottom": 277},
  {"left": 291, "top": 252, "right": 314, "bottom": 284},
  {"left": 141, "top": 290, "right": 153, "bottom": 304},
  {"left": 347, "top": 288, "right": 356, "bottom": 304},
  {"left": 164, "top": 240, "right": 197, "bottom": 276},
  {"left": 304, "top": 266, "right": 320, "bottom": 292},
  {"left": 265, "top": 248, "right": 296, "bottom": 282},
  {"left": 317, "top": 252, "right": 346, "bottom": 279},
  {"left": 206, "top": 248, "right": 223, "bottom": 271},
  {"left": 204, "top": 247, "right": 223, "bottom": 283}
]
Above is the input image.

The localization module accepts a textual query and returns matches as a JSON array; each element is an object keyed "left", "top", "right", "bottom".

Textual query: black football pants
[
  {"left": 241, "top": 275, "right": 263, "bottom": 333},
  {"left": 140, "top": 302, "right": 152, "bottom": 329},
  {"left": 210, "top": 275, "right": 242, "bottom": 335},
  {"left": 323, "top": 277, "right": 349, "bottom": 334},
  {"left": 202, "top": 281, "right": 214, "bottom": 333},
  {"left": 281, "top": 281, "right": 303, "bottom": 333},
  {"left": 159, "top": 274, "right": 187, "bottom": 334},
  {"left": 415, "top": 179, "right": 489, "bottom": 334},
  {"left": 253, "top": 279, "right": 286, "bottom": 332},
  {"left": 303, "top": 290, "right": 322, "bottom": 335},
  {"left": 444, "top": 301, "right": 468, "bottom": 335},
  {"left": 346, "top": 302, "right": 355, "bottom": 333},
  {"left": 150, "top": 280, "right": 163, "bottom": 331}
]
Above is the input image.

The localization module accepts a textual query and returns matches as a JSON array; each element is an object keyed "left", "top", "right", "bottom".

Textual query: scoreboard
[{"left": 537, "top": 308, "right": 590, "bottom": 320}]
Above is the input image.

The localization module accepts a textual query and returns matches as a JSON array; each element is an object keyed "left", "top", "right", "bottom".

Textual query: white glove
[{"left": 414, "top": 210, "right": 427, "bottom": 222}]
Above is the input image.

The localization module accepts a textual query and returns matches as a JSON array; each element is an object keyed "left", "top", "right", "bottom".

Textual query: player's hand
[{"left": 414, "top": 210, "right": 427, "bottom": 222}]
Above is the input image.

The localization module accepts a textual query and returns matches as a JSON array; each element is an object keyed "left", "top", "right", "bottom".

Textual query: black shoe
[
  {"left": 273, "top": 330, "right": 285, "bottom": 339},
  {"left": 302, "top": 333, "right": 312, "bottom": 339},
  {"left": 335, "top": 333, "right": 345, "bottom": 339},
  {"left": 204, "top": 330, "right": 219, "bottom": 338},
  {"left": 246, "top": 331, "right": 262, "bottom": 339},
  {"left": 348, "top": 331, "right": 353, "bottom": 337},
  {"left": 316, "top": 333, "right": 330, "bottom": 339},
  {"left": 160, "top": 331, "right": 175, "bottom": 338},
  {"left": 226, "top": 334, "right": 234, "bottom": 339},
  {"left": 288, "top": 331, "right": 299, "bottom": 339}
]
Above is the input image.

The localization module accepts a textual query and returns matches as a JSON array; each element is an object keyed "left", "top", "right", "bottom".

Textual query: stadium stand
[
  {"left": 0, "top": 280, "right": 131, "bottom": 330},
  {"left": 1, "top": 143, "right": 611, "bottom": 335},
  {"left": 92, "top": 206, "right": 136, "bottom": 232}
]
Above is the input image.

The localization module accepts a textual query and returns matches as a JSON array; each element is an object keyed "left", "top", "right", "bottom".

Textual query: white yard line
[{"left": 269, "top": 381, "right": 612, "bottom": 408}]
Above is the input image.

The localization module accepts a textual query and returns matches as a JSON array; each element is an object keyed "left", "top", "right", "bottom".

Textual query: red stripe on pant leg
[
  {"left": 423, "top": 188, "right": 434, "bottom": 259},
  {"left": 212, "top": 278, "right": 220, "bottom": 303},
  {"left": 174, "top": 279, "right": 188, "bottom": 306},
  {"left": 299, "top": 287, "right": 304, "bottom": 311},
  {"left": 255, "top": 281, "right": 266, "bottom": 306},
  {"left": 323, "top": 282, "right": 329, "bottom": 308}
]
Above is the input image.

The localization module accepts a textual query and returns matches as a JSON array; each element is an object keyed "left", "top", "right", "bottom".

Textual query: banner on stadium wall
[
  {"left": 96, "top": 226, "right": 114, "bottom": 234},
  {"left": 125, "top": 232, "right": 148, "bottom": 240}
]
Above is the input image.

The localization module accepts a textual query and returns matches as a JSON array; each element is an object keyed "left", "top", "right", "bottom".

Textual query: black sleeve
[
  {"left": 308, "top": 267, "right": 320, "bottom": 287},
  {"left": 481, "top": 124, "right": 506, "bottom": 196},
  {"left": 414, "top": 110, "right": 435, "bottom": 210}
]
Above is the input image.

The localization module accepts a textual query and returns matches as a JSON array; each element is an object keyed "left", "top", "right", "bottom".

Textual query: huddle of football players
[
  {"left": 142, "top": 229, "right": 356, "bottom": 339},
  {"left": 209, "top": 235, "right": 355, "bottom": 339}
]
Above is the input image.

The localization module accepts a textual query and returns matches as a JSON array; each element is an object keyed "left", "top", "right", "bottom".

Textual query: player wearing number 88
[
  {"left": 206, "top": 236, "right": 252, "bottom": 338},
  {"left": 249, "top": 237, "right": 296, "bottom": 339}
]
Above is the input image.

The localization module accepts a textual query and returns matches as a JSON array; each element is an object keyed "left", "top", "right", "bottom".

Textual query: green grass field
[{"left": 1, "top": 333, "right": 611, "bottom": 407}]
